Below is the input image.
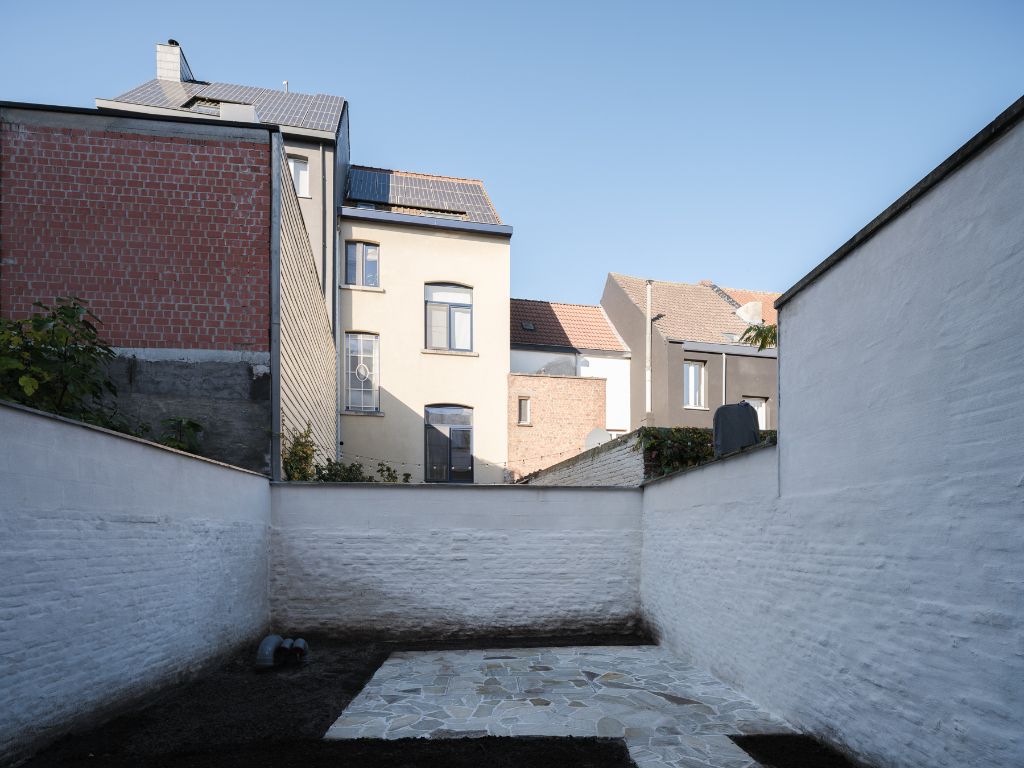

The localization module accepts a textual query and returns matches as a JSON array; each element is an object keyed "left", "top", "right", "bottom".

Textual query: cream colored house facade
[{"left": 338, "top": 167, "right": 512, "bottom": 483}]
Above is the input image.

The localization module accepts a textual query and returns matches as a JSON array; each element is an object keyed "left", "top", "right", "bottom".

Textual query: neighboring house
[
  {"left": 601, "top": 273, "right": 779, "bottom": 430},
  {"left": 507, "top": 299, "right": 630, "bottom": 479},
  {"left": 337, "top": 167, "right": 513, "bottom": 483},
  {"left": 96, "top": 40, "right": 350, "bottom": 328},
  {"left": 0, "top": 99, "right": 334, "bottom": 476}
]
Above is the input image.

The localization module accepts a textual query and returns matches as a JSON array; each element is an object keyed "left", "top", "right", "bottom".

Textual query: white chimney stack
[{"left": 156, "top": 39, "right": 194, "bottom": 82}]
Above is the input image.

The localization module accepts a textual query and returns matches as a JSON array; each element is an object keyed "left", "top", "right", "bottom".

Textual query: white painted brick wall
[
  {"left": 642, "top": 113, "right": 1024, "bottom": 768},
  {"left": 271, "top": 484, "right": 642, "bottom": 636},
  {"left": 0, "top": 405, "right": 271, "bottom": 763},
  {"left": 528, "top": 433, "right": 644, "bottom": 486}
]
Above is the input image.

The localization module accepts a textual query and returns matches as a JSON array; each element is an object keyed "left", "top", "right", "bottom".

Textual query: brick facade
[
  {"left": 0, "top": 116, "right": 272, "bottom": 350},
  {"left": 507, "top": 373, "right": 605, "bottom": 480}
]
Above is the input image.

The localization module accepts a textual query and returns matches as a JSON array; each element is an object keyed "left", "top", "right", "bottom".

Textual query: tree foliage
[
  {"left": 0, "top": 297, "right": 143, "bottom": 433},
  {"left": 739, "top": 322, "right": 778, "bottom": 351}
]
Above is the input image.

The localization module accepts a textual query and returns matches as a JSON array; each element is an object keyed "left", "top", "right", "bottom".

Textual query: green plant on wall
[
  {"left": 0, "top": 297, "right": 144, "bottom": 435},
  {"left": 282, "top": 422, "right": 318, "bottom": 481},
  {"left": 159, "top": 417, "right": 205, "bottom": 454},
  {"left": 636, "top": 426, "right": 778, "bottom": 479},
  {"left": 282, "top": 421, "right": 410, "bottom": 482}
]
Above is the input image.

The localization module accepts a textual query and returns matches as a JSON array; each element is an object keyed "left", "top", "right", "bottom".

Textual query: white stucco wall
[
  {"left": 0, "top": 404, "right": 271, "bottom": 763},
  {"left": 270, "top": 483, "right": 642, "bottom": 636},
  {"left": 338, "top": 220, "right": 510, "bottom": 483},
  {"left": 642, "top": 114, "right": 1024, "bottom": 768}
]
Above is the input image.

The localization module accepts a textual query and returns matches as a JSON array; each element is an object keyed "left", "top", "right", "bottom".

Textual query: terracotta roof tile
[
  {"left": 511, "top": 299, "right": 627, "bottom": 352},
  {"left": 714, "top": 286, "right": 780, "bottom": 325},
  {"left": 609, "top": 273, "right": 777, "bottom": 345}
]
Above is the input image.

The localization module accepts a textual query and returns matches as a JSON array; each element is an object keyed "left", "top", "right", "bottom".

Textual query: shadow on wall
[
  {"left": 106, "top": 354, "right": 272, "bottom": 474},
  {"left": 340, "top": 386, "right": 506, "bottom": 484}
]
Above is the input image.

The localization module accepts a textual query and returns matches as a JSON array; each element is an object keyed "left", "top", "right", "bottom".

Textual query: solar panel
[{"left": 347, "top": 167, "right": 501, "bottom": 225}]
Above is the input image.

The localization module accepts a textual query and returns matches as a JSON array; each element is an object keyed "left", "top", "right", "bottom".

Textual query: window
[
  {"left": 743, "top": 397, "right": 768, "bottom": 429},
  {"left": 424, "top": 284, "right": 472, "bottom": 351},
  {"left": 683, "top": 360, "right": 705, "bottom": 408},
  {"left": 517, "top": 397, "right": 531, "bottom": 425},
  {"left": 344, "top": 333, "right": 379, "bottom": 412},
  {"left": 424, "top": 406, "right": 473, "bottom": 483},
  {"left": 345, "top": 242, "right": 380, "bottom": 287},
  {"left": 287, "top": 156, "right": 310, "bottom": 198}
]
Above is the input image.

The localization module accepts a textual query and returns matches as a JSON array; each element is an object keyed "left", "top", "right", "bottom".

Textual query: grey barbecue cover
[{"left": 713, "top": 402, "right": 760, "bottom": 457}]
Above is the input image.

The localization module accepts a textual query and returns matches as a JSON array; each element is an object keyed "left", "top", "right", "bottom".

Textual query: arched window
[
  {"left": 424, "top": 405, "right": 473, "bottom": 483},
  {"left": 424, "top": 284, "right": 472, "bottom": 351}
]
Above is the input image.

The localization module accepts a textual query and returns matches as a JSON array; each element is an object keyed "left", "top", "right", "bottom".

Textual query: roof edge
[
  {"left": 340, "top": 205, "right": 512, "bottom": 237},
  {"left": 2, "top": 99, "right": 276, "bottom": 133},
  {"left": 776, "top": 93, "right": 1024, "bottom": 311}
]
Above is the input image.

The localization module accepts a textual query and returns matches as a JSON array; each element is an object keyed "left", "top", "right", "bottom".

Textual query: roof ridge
[
  {"left": 702, "top": 281, "right": 742, "bottom": 309},
  {"left": 610, "top": 271, "right": 703, "bottom": 289},
  {"left": 511, "top": 298, "right": 603, "bottom": 309},
  {"left": 350, "top": 164, "right": 484, "bottom": 184}
]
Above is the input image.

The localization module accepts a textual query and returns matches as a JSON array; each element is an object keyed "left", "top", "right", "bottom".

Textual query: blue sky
[{"left": 2, "top": 1, "right": 1022, "bottom": 304}]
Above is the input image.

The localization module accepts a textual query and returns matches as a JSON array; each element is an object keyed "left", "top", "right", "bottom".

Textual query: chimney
[{"left": 156, "top": 39, "right": 194, "bottom": 82}]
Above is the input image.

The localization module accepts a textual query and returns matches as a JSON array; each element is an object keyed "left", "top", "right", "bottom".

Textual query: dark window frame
[
  {"left": 424, "top": 404, "right": 474, "bottom": 483},
  {"left": 345, "top": 241, "right": 380, "bottom": 287},
  {"left": 424, "top": 284, "right": 473, "bottom": 352}
]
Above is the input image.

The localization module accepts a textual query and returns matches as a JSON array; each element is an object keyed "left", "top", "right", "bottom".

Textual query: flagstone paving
[{"left": 325, "top": 646, "right": 793, "bottom": 768}]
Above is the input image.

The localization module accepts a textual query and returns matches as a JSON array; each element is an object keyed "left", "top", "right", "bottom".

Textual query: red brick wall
[
  {"left": 508, "top": 373, "right": 606, "bottom": 481},
  {"left": 0, "top": 119, "right": 272, "bottom": 350}
]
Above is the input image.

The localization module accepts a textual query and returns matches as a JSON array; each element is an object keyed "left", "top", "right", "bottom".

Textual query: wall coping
[
  {"left": 270, "top": 480, "right": 640, "bottom": 492},
  {"left": 0, "top": 399, "right": 269, "bottom": 478},
  {"left": 641, "top": 439, "right": 777, "bottom": 487}
]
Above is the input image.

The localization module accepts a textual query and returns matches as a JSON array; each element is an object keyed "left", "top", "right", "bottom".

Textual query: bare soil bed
[{"left": 23, "top": 633, "right": 648, "bottom": 768}]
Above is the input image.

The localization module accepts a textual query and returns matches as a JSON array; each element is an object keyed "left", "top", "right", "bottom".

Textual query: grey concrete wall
[
  {"left": 0, "top": 402, "right": 271, "bottom": 764},
  {"left": 525, "top": 431, "right": 645, "bottom": 487},
  {"left": 107, "top": 350, "right": 272, "bottom": 473},
  {"left": 642, "top": 113, "right": 1024, "bottom": 768},
  {"left": 278, "top": 144, "right": 338, "bottom": 463},
  {"left": 270, "top": 483, "right": 642, "bottom": 637}
]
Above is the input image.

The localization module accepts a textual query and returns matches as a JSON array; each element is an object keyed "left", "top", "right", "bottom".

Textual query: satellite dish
[{"left": 585, "top": 427, "right": 612, "bottom": 450}]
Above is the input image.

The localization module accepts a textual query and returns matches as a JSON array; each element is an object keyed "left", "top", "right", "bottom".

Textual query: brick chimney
[{"left": 156, "top": 39, "right": 194, "bottom": 82}]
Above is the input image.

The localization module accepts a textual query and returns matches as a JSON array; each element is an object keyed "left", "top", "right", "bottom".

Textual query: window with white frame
[
  {"left": 517, "top": 397, "right": 531, "bottom": 425},
  {"left": 683, "top": 360, "right": 705, "bottom": 408},
  {"left": 344, "top": 333, "right": 379, "bottom": 411},
  {"left": 345, "top": 242, "right": 380, "bottom": 287},
  {"left": 424, "top": 284, "right": 472, "bottom": 351},
  {"left": 287, "top": 156, "right": 310, "bottom": 197}
]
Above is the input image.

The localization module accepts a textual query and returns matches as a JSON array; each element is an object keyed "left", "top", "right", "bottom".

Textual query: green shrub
[
  {"left": 636, "top": 426, "right": 777, "bottom": 479},
  {"left": 0, "top": 297, "right": 145, "bottom": 435},
  {"left": 158, "top": 417, "right": 205, "bottom": 453},
  {"left": 282, "top": 422, "right": 317, "bottom": 481}
]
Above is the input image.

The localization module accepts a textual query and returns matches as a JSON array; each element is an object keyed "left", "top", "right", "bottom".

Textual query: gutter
[
  {"left": 667, "top": 339, "right": 777, "bottom": 359},
  {"left": 340, "top": 206, "right": 513, "bottom": 237},
  {"left": 269, "top": 134, "right": 284, "bottom": 481},
  {"left": 775, "top": 93, "right": 1024, "bottom": 311}
]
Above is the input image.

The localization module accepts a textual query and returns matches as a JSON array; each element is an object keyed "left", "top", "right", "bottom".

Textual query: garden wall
[
  {"left": 524, "top": 431, "right": 643, "bottom": 486},
  {"left": 0, "top": 402, "right": 271, "bottom": 764},
  {"left": 270, "top": 483, "right": 642, "bottom": 636},
  {"left": 642, "top": 99, "right": 1024, "bottom": 768}
]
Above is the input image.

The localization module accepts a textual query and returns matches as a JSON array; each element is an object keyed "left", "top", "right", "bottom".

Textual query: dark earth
[
  {"left": 22, "top": 633, "right": 646, "bottom": 768},
  {"left": 22, "top": 632, "right": 864, "bottom": 768}
]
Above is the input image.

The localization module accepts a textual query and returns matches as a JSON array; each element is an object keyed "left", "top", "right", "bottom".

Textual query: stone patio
[{"left": 325, "top": 645, "right": 793, "bottom": 768}]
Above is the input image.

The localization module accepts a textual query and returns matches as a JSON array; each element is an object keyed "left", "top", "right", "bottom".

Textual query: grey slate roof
[
  {"left": 106, "top": 78, "right": 345, "bottom": 133},
  {"left": 346, "top": 166, "right": 502, "bottom": 225}
]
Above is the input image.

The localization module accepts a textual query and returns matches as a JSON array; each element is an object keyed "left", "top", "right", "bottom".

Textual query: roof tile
[{"left": 511, "top": 299, "right": 626, "bottom": 352}]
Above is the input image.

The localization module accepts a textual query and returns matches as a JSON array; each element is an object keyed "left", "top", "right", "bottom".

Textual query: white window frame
[
  {"left": 287, "top": 155, "right": 310, "bottom": 198},
  {"left": 344, "top": 332, "right": 380, "bottom": 412},
  {"left": 683, "top": 360, "right": 706, "bottom": 409},
  {"left": 345, "top": 241, "right": 380, "bottom": 287},
  {"left": 517, "top": 397, "right": 531, "bottom": 425}
]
